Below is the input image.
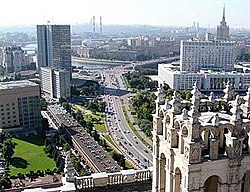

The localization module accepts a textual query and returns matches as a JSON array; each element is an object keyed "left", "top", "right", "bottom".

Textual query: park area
[{"left": 9, "top": 136, "right": 56, "bottom": 176}]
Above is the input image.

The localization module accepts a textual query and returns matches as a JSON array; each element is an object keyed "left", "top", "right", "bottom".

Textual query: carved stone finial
[
  {"left": 156, "top": 84, "right": 166, "bottom": 105},
  {"left": 211, "top": 113, "right": 220, "bottom": 126},
  {"left": 180, "top": 108, "right": 189, "bottom": 120},
  {"left": 223, "top": 81, "right": 232, "bottom": 102},
  {"left": 242, "top": 87, "right": 250, "bottom": 118},
  {"left": 230, "top": 95, "right": 242, "bottom": 121},
  {"left": 191, "top": 82, "right": 201, "bottom": 105},
  {"left": 209, "top": 92, "right": 215, "bottom": 103},
  {"left": 170, "top": 91, "right": 182, "bottom": 114}
]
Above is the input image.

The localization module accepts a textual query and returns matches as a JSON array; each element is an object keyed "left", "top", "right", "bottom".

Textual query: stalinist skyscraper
[{"left": 217, "top": 5, "right": 229, "bottom": 41}]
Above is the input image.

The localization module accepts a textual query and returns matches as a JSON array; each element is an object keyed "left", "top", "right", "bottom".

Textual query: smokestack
[
  {"left": 100, "top": 16, "right": 102, "bottom": 35},
  {"left": 93, "top": 16, "right": 95, "bottom": 33}
]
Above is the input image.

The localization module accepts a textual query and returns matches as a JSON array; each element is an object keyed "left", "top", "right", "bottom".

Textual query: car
[{"left": 144, "top": 150, "right": 149, "bottom": 153}]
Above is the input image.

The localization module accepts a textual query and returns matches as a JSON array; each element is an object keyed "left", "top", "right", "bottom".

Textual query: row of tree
[
  {"left": 123, "top": 70, "right": 158, "bottom": 91},
  {"left": 83, "top": 100, "right": 106, "bottom": 113},
  {"left": 44, "top": 133, "right": 67, "bottom": 172},
  {"left": 71, "top": 80, "right": 99, "bottom": 97}
]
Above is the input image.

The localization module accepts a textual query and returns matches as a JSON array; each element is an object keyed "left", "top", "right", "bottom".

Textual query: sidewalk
[{"left": 121, "top": 94, "right": 153, "bottom": 147}]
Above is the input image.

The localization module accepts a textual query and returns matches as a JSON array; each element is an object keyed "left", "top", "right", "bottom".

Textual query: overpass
[{"left": 124, "top": 56, "right": 180, "bottom": 69}]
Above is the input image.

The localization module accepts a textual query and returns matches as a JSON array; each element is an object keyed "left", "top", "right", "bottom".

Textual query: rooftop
[
  {"left": 47, "top": 104, "right": 121, "bottom": 173},
  {"left": 0, "top": 80, "right": 38, "bottom": 90}
]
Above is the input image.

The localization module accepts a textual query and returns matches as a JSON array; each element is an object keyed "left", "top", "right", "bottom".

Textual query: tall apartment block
[
  {"left": 40, "top": 67, "right": 71, "bottom": 99},
  {"left": 37, "top": 25, "right": 72, "bottom": 73},
  {"left": 0, "top": 80, "right": 41, "bottom": 135},
  {"left": 2, "top": 47, "right": 25, "bottom": 73}
]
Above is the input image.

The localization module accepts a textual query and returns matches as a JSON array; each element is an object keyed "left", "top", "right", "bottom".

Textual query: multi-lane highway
[{"left": 100, "top": 67, "right": 153, "bottom": 168}]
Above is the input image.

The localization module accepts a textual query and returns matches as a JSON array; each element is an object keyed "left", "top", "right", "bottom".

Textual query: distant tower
[
  {"left": 93, "top": 16, "right": 95, "bottom": 33},
  {"left": 217, "top": 4, "right": 229, "bottom": 41},
  {"left": 100, "top": 16, "right": 102, "bottom": 35}
]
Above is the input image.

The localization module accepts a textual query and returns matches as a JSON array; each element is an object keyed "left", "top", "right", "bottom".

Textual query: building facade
[
  {"left": 180, "top": 40, "right": 236, "bottom": 73},
  {"left": 0, "top": 80, "right": 41, "bottom": 135},
  {"left": 2, "top": 47, "right": 26, "bottom": 73},
  {"left": 152, "top": 84, "right": 250, "bottom": 192},
  {"left": 158, "top": 64, "right": 250, "bottom": 91},
  {"left": 40, "top": 67, "right": 71, "bottom": 99},
  {"left": 37, "top": 25, "right": 72, "bottom": 73}
]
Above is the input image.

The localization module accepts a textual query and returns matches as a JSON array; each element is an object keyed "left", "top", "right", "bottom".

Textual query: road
[{"left": 100, "top": 67, "right": 153, "bottom": 168}]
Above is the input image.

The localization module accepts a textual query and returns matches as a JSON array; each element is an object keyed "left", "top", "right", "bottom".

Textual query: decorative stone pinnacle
[
  {"left": 209, "top": 92, "right": 215, "bottom": 103},
  {"left": 156, "top": 84, "right": 166, "bottom": 105},
  {"left": 211, "top": 113, "right": 220, "bottom": 126},
  {"left": 180, "top": 108, "right": 189, "bottom": 120},
  {"left": 170, "top": 91, "right": 181, "bottom": 114},
  {"left": 230, "top": 95, "right": 242, "bottom": 121},
  {"left": 223, "top": 81, "right": 232, "bottom": 102}
]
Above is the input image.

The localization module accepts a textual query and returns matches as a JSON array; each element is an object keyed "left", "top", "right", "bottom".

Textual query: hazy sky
[{"left": 0, "top": 0, "right": 249, "bottom": 28}]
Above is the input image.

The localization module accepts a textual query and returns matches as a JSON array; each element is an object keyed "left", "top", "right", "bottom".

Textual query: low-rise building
[
  {"left": 158, "top": 63, "right": 250, "bottom": 91},
  {"left": 0, "top": 80, "right": 41, "bottom": 135}
]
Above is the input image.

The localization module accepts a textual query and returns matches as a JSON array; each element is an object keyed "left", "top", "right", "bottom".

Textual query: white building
[
  {"left": 158, "top": 64, "right": 250, "bottom": 91},
  {"left": 40, "top": 67, "right": 71, "bottom": 99},
  {"left": 152, "top": 84, "right": 250, "bottom": 192},
  {"left": 180, "top": 40, "right": 236, "bottom": 73},
  {"left": 158, "top": 7, "right": 249, "bottom": 91}
]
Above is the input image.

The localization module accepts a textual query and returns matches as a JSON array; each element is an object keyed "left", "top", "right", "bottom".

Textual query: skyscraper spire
[{"left": 222, "top": 4, "right": 225, "bottom": 21}]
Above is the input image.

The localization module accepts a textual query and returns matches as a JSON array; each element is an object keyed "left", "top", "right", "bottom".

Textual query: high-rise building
[
  {"left": 2, "top": 47, "right": 25, "bottom": 73},
  {"left": 37, "top": 25, "right": 72, "bottom": 73},
  {"left": 217, "top": 5, "right": 229, "bottom": 41},
  {"left": 180, "top": 40, "right": 236, "bottom": 73},
  {"left": 152, "top": 84, "right": 250, "bottom": 192},
  {"left": 40, "top": 67, "right": 71, "bottom": 99},
  {"left": 0, "top": 80, "right": 41, "bottom": 135}
]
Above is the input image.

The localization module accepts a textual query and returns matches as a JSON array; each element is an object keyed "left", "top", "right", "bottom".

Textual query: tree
[
  {"left": 1, "top": 139, "right": 15, "bottom": 164},
  {"left": 64, "top": 143, "right": 70, "bottom": 151},
  {"left": 0, "top": 177, "right": 12, "bottom": 189},
  {"left": 42, "top": 118, "right": 50, "bottom": 131}
]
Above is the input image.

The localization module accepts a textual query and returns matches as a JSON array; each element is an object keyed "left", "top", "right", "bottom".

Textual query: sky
[{"left": 0, "top": 0, "right": 250, "bottom": 28}]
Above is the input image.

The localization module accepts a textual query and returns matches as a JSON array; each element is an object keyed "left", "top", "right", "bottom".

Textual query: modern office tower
[
  {"left": 152, "top": 84, "right": 250, "bottom": 192},
  {"left": 180, "top": 40, "right": 237, "bottom": 73},
  {"left": 37, "top": 25, "right": 72, "bottom": 73},
  {"left": 0, "top": 80, "right": 41, "bottom": 135},
  {"left": 40, "top": 67, "right": 71, "bottom": 99},
  {"left": 2, "top": 47, "right": 25, "bottom": 73},
  {"left": 217, "top": 5, "right": 229, "bottom": 41}
]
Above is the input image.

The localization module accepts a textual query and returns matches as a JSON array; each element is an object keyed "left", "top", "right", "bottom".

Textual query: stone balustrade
[{"left": 75, "top": 169, "right": 152, "bottom": 189}]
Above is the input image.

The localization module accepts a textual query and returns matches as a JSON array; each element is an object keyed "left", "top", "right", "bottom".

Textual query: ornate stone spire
[
  {"left": 223, "top": 81, "right": 232, "bottom": 102},
  {"left": 190, "top": 82, "right": 200, "bottom": 124},
  {"left": 230, "top": 95, "right": 242, "bottom": 122},
  {"left": 170, "top": 91, "right": 182, "bottom": 114},
  {"left": 242, "top": 87, "right": 250, "bottom": 118},
  {"left": 222, "top": 4, "right": 225, "bottom": 21}
]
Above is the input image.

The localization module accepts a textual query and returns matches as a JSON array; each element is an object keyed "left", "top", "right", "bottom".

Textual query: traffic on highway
[{"left": 100, "top": 67, "right": 153, "bottom": 169}]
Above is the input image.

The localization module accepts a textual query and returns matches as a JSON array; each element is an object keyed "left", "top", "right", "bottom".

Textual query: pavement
[
  {"left": 100, "top": 67, "right": 153, "bottom": 168},
  {"left": 121, "top": 94, "right": 153, "bottom": 147}
]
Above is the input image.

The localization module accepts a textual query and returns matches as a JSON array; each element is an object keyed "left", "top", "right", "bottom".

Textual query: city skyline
[{"left": 1, "top": 0, "right": 250, "bottom": 29}]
